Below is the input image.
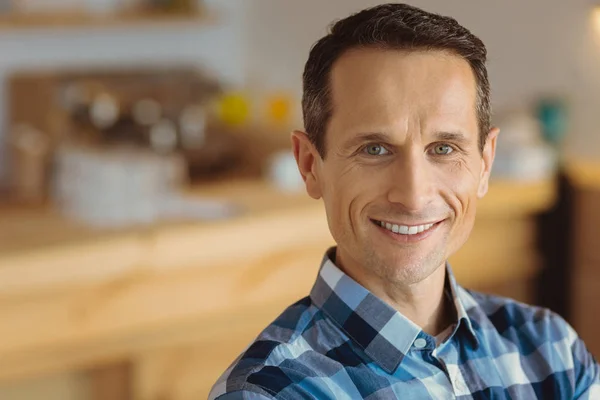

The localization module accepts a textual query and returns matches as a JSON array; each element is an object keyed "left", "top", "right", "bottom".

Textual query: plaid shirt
[{"left": 210, "top": 248, "right": 600, "bottom": 399}]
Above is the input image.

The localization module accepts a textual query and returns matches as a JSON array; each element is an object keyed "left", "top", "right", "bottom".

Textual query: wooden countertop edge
[
  {"left": 0, "top": 178, "right": 556, "bottom": 297},
  {"left": 0, "top": 203, "right": 331, "bottom": 297}
]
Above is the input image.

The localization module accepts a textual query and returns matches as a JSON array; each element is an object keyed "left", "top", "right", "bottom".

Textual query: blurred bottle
[
  {"left": 132, "top": 98, "right": 162, "bottom": 127},
  {"left": 61, "top": 83, "right": 121, "bottom": 133},
  {"left": 90, "top": 92, "right": 120, "bottom": 130},
  {"left": 149, "top": 119, "right": 178, "bottom": 153},
  {"left": 179, "top": 104, "right": 206, "bottom": 150},
  {"left": 536, "top": 97, "right": 568, "bottom": 147}
]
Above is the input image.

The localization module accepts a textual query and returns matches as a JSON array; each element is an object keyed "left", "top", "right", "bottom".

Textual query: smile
[{"left": 371, "top": 219, "right": 438, "bottom": 235}]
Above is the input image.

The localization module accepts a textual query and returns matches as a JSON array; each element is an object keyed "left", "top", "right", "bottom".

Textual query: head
[{"left": 292, "top": 3, "right": 499, "bottom": 288}]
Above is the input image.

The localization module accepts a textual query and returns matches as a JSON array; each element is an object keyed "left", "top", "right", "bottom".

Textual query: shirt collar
[{"left": 309, "top": 247, "right": 479, "bottom": 373}]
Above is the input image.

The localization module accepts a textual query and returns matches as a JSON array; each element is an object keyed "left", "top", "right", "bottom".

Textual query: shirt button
[
  {"left": 414, "top": 338, "right": 427, "bottom": 349},
  {"left": 453, "top": 377, "right": 466, "bottom": 392}
]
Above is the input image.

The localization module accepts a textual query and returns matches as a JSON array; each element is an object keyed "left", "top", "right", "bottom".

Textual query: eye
[
  {"left": 432, "top": 144, "right": 454, "bottom": 155},
  {"left": 363, "top": 144, "right": 390, "bottom": 156}
]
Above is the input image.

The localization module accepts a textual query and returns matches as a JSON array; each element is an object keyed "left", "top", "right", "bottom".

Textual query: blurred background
[{"left": 0, "top": 0, "right": 599, "bottom": 399}]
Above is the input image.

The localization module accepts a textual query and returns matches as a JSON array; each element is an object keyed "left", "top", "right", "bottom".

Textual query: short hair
[{"left": 302, "top": 3, "right": 490, "bottom": 157}]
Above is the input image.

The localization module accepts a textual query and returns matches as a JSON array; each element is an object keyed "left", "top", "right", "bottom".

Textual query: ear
[
  {"left": 291, "top": 130, "right": 323, "bottom": 200},
  {"left": 477, "top": 127, "right": 499, "bottom": 198}
]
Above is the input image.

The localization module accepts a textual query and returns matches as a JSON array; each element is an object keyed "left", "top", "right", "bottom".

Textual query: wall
[{"left": 245, "top": 0, "right": 600, "bottom": 159}]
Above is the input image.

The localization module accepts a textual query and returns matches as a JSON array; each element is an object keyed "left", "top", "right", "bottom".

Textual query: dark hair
[{"left": 302, "top": 3, "right": 490, "bottom": 157}]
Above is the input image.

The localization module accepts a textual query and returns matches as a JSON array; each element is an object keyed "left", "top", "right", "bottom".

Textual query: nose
[{"left": 386, "top": 150, "right": 435, "bottom": 212}]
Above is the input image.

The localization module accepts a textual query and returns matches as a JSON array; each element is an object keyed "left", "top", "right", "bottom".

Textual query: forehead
[{"left": 327, "top": 47, "right": 478, "bottom": 136}]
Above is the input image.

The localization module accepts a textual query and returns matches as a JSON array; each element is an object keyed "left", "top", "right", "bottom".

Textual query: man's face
[{"left": 293, "top": 48, "right": 498, "bottom": 286}]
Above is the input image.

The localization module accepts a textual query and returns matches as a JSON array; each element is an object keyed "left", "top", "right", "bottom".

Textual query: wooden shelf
[{"left": 0, "top": 9, "right": 213, "bottom": 30}]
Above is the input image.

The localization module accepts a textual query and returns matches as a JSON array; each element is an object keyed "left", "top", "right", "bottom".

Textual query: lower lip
[{"left": 371, "top": 219, "right": 443, "bottom": 243}]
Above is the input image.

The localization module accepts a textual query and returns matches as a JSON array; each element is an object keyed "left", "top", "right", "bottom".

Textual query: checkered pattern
[{"left": 209, "top": 248, "right": 600, "bottom": 399}]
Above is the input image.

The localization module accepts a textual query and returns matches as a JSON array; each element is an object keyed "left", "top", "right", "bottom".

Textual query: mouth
[{"left": 370, "top": 218, "right": 443, "bottom": 242}]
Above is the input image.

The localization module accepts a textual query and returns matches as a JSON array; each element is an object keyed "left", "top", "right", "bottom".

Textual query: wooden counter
[{"left": 0, "top": 177, "right": 556, "bottom": 398}]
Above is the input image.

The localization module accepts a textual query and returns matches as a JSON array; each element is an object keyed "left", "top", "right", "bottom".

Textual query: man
[{"left": 210, "top": 3, "right": 599, "bottom": 399}]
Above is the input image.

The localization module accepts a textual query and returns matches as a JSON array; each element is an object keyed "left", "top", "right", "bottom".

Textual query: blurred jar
[
  {"left": 8, "top": 125, "right": 50, "bottom": 205},
  {"left": 493, "top": 110, "right": 557, "bottom": 181},
  {"left": 266, "top": 151, "right": 304, "bottom": 192},
  {"left": 53, "top": 144, "right": 187, "bottom": 228}
]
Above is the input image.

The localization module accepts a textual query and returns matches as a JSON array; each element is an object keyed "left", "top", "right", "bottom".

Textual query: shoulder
[
  {"left": 462, "top": 288, "right": 583, "bottom": 365},
  {"left": 209, "top": 297, "right": 321, "bottom": 399},
  {"left": 464, "top": 288, "right": 574, "bottom": 341},
  {"left": 463, "top": 289, "right": 599, "bottom": 396}
]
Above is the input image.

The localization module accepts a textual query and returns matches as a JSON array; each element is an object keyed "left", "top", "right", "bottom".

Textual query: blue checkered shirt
[{"left": 210, "top": 248, "right": 600, "bottom": 399}]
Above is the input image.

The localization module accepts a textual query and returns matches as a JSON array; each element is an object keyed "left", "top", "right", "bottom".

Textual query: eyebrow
[
  {"left": 432, "top": 131, "right": 470, "bottom": 144},
  {"left": 342, "top": 132, "right": 392, "bottom": 150}
]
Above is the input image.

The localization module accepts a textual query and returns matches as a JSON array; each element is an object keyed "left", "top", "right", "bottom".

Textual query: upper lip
[{"left": 371, "top": 218, "right": 442, "bottom": 227}]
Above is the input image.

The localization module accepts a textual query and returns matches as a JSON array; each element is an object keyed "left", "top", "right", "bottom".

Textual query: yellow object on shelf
[
  {"left": 265, "top": 93, "right": 293, "bottom": 126},
  {"left": 216, "top": 92, "right": 251, "bottom": 127}
]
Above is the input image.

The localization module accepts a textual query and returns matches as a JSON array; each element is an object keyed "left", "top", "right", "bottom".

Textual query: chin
[{"left": 373, "top": 249, "right": 446, "bottom": 285}]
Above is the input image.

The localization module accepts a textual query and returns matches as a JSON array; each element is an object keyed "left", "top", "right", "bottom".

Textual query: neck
[{"left": 337, "top": 252, "right": 453, "bottom": 336}]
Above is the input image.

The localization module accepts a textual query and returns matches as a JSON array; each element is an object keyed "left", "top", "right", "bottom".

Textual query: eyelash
[
  {"left": 361, "top": 143, "right": 391, "bottom": 156},
  {"left": 359, "top": 143, "right": 459, "bottom": 157},
  {"left": 428, "top": 143, "right": 457, "bottom": 156}
]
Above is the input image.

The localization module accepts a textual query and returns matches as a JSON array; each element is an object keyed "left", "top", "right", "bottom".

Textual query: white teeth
[{"left": 377, "top": 220, "right": 436, "bottom": 235}]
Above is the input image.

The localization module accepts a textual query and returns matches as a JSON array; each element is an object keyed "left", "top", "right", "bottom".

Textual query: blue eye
[
  {"left": 433, "top": 144, "right": 453, "bottom": 155},
  {"left": 364, "top": 144, "right": 390, "bottom": 156}
]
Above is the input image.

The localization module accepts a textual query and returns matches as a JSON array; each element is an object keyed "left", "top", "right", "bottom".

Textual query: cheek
[
  {"left": 321, "top": 164, "right": 384, "bottom": 228},
  {"left": 436, "top": 160, "right": 480, "bottom": 220},
  {"left": 433, "top": 167, "right": 478, "bottom": 259}
]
